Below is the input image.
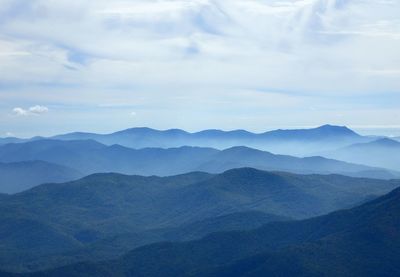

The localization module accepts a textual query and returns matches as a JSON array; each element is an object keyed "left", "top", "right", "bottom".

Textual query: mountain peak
[
  {"left": 262, "top": 124, "right": 360, "bottom": 140},
  {"left": 221, "top": 146, "right": 274, "bottom": 156},
  {"left": 113, "top": 127, "right": 157, "bottom": 134},
  {"left": 113, "top": 127, "right": 188, "bottom": 136},
  {"left": 369, "top": 138, "right": 400, "bottom": 147},
  {"left": 316, "top": 124, "right": 358, "bottom": 134}
]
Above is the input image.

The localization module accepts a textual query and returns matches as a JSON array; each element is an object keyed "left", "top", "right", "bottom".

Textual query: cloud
[
  {"left": 0, "top": 0, "right": 398, "bottom": 95},
  {"left": 12, "top": 107, "right": 29, "bottom": 116},
  {"left": 29, "top": 105, "right": 49, "bottom": 114},
  {"left": 12, "top": 105, "right": 49, "bottom": 116},
  {"left": 0, "top": 0, "right": 399, "bottom": 135}
]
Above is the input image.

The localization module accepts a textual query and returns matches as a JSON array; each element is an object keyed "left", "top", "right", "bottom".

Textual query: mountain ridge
[
  {"left": 1, "top": 168, "right": 399, "bottom": 272},
  {"left": 26, "top": 183, "right": 400, "bottom": 277},
  {"left": 324, "top": 137, "right": 400, "bottom": 171},
  {"left": 0, "top": 139, "right": 396, "bottom": 180},
  {"left": 0, "top": 125, "right": 371, "bottom": 156}
]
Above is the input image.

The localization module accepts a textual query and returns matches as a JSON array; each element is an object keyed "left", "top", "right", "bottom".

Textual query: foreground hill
[
  {"left": 50, "top": 124, "right": 369, "bottom": 156},
  {"left": 0, "top": 161, "right": 83, "bottom": 194},
  {"left": 1, "top": 168, "right": 399, "bottom": 272},
  {"left": 324, "top": 138, "right": 400, "bottom": 171},
  {"left": 30, "top": 182, "right": 400, "bottom": 277},
  {"left": 0, "top": 139, "right": 396, "bottom": 180}
]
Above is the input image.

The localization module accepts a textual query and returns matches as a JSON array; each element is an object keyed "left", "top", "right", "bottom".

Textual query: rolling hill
[
  {"left": 1, "top": 168, "right": 399, "bottom": 272},
  {"left": 0, "top": 168, "right": 400, "bottom": 270},
  {"left": 29, "top": 181, "right": 400, "bottom": 277}
]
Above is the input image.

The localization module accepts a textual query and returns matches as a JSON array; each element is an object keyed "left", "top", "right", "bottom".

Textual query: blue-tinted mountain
[
  {"left": 0, "top": 136, "right": 44, "bottom": 145},
  {"left": 31, "top": 183, "right": 400, "bottom": 277},
  {"left": 19, "top": 211, "right": 288, "bottom": 272},
  {"left": 196, "top": 146, "right": 399, "bottom": 179},
  {"left": 260, "top": 124, "right": 359, "bottom": 140},
  {"left": 0, "top": 139, "right": 218, "bottom": 176},
  {"left": 0, "top": 140, "right": 395, "bottom": 180},
  {"left": 46, "top": 125, "right": 371, "bottom": 156},
  {"left": 0, "top": 161, "right": 83, "bottom": 194},
  {"left": 1, "top": 168, "right": 399, "bottom": 272},
  {"left": 324, "top": 138, "right": 400, "bottom": 171},
  {"left": 0, "top": 137, "right": 26, "bottom": 145}
]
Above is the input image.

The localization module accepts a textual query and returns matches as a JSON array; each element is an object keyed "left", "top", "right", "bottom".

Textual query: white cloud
[
  {"left": 29, "top": 105, "right": 49, "bottom": 114},
  {"left": 12, "top": 105, "right": 49, "bottom": 116},
  {"left": 12, "top": 107, "right": 29, "bottom": 116},
  {"left": 0, "top": 0, "right": 399, "bottom": 134},
  {"left": 0, "top": 0, "right": 398, "bottom": 95}
]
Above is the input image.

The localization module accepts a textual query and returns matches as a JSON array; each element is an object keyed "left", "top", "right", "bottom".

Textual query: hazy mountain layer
[
  {"left": 324, "top": 138, "right": 400, "bottom": 171},
  {"left": 0, "top": 125, "right": 373, "bottom": 156},
  {"left": 0, "top": 139, "right": 396, "bottom": 180},
  {"left": 51, "top": 125, "right": 371, "bottom": 155},
  {"left": 0, "top": 161, "right": 83, "bottom": 194}
]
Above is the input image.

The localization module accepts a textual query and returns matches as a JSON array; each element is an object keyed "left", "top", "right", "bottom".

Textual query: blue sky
[{"left": 0, "top": 0, "right": 399, "bottom": 137}]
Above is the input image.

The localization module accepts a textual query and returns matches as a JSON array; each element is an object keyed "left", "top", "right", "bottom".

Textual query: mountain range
[
  {"left": 0, "top": 139, "right": 396, "bottom": 182},
  {"left": 1, "top": 125, "right": 399, "bottom": 276},
  {"left": 25, "top": 180, "right": 400, "bottom": 277},
  {"left": 0, "top": 125, "right": 373, "bottom": 156},
  {"left": 1, "top": 168, "right": 399, "bottom": 272}
]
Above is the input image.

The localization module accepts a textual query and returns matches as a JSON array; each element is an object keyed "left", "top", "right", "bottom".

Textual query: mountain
[
  {"left": 1, "top": 168, "right": 399, "bottom": 272},
  {"left": 12, "top": 211, "right": 288, "bottom": 272},
  {"left": 196, "top": 146, "right": 399, "bottom": 179},
  {"left": 0, "top": 139, "right": 218, "bottom": 176},
  {"left": 0, "top": 136, "right": 44, "bottom": 145},
  {"left": 0, "top": 161, "right": 83, "bottom": 194},
  {"left": 47, "top": 125, "right": 371, "bottom": 156},
  {"left": 324, "top": 138, "right": 400, "bottom": 171},
  {"left": 31, "top": 182, "right": 400, "bottom": 277},
  {"left": 260, "top": 124, "right": 359, "bottom": 140},
  {"left": 0, "top": 139, "right": 396, "bottom": 180},
  {"left": 0, "top": 137, "right": 26, "bottom": 145}
]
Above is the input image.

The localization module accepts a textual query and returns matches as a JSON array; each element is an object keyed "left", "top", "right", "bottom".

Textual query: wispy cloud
[
  {"left": 0, "top": 0, "right": 399, "bottom": 135},
  {"left": 12, "top": 105, "right": 49, "bottom": 116},
  {"left": 0, "top": 0, "right": 398, "bottom": 93}
]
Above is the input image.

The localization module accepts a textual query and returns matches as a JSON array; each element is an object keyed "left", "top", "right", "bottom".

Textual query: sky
[{"left": 0, "top": 0, "right": 399, "bottom": 137}]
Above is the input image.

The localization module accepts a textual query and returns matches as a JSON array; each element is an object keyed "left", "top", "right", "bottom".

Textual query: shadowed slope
[{"left": 30, "top": 184, "right": 400, "bottom": 277}]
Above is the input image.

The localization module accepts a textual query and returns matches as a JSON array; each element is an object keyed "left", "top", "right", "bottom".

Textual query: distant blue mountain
[
  {"left": 0, "top": 139, "right": 396, "bottom": 180},
  {"left": 0, "top": 137, "right": 27, "bottom": 145},
  {"left": 0, "top": 136, "right": 44, "bottom": 145},
  {"left": 45, "top": 125, "right": 370, "bottom": 155},
  {"left": 324, "top": 138, "right": 400, "bottom": 171},
  {"left": 0, "top": 160, "right": 83, "bottom": 194},
  {"left": 260, "top": 124, "right": 359, "bottom": 139}
]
